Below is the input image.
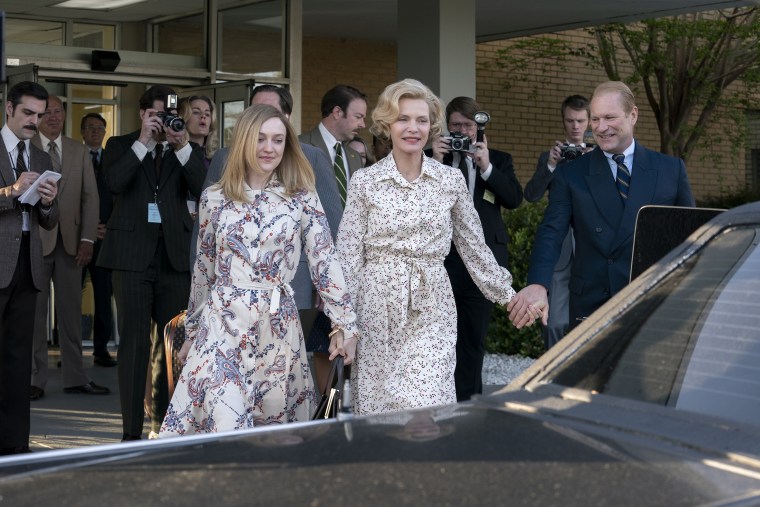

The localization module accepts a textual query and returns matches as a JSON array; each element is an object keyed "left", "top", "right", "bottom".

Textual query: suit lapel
[
  {"left": 585, "top": 149, "right": 624, "bottom": 230},
  {"left": 0, "top": 137, "right": 14, "bottom": 187},
  {"left": 611, "top": 144, "right": 658, "bottom": 251}
]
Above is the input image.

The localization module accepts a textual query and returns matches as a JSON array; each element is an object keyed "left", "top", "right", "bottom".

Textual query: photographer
[
  {"left": 430, "top": 96, "right": 523, "bottom": 401},
  {"left": 524, "top": 95, "right": 591, "bottom": 350},
  {"left": 97, "top": 85, "right": 206, "bottom": 441}
]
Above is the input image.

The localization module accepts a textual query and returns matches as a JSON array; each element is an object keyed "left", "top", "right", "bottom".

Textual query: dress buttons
[{"left": 595, "top": 227, "right": 603, "bottom": 233}]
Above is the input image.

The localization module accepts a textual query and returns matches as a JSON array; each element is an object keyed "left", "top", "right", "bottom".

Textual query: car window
[{"left": 546, "top": 226, "right": 760, "bottom": 426}]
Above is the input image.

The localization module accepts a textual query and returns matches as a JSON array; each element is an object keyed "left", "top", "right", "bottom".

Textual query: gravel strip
[{"left": 482, "top": 354, "right": 536, "bottom": 385}]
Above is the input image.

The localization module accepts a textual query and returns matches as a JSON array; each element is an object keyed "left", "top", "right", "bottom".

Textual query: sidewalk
[
  {"left": 29, "top": 347, "right": 506, "bottom": 452},
  {"left": 29, "top": 347, "right": 125, "bottom": 451}
]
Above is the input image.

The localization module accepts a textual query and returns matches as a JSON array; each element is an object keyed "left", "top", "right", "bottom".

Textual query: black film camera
[
  {"left": 560, "top": 143, "right": 585, "bottom": 160},
  {"left": 156, "top": 94, "right": 186, "bottom": 132},
  {"left": 448, "top": 132, "right": 472, "bottom": 153}
]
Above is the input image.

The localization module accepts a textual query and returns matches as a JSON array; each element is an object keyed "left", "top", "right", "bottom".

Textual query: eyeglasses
[
  {"left": 84, "top": 126, "right": 106, "bottom": 132},
  {"left": 448, "top": 122, "right": 476, "bottom": 131}
]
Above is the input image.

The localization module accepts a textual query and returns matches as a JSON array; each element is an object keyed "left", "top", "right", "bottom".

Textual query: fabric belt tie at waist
[
  {"left": 229, "top": 280, "right": 294, "bottom": 315},
  {"left": 365, "top": 254, "right": 437, "bottom": 312}
]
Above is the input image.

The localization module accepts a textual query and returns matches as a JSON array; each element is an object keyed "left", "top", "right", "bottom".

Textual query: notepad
[{"left": 19, "top": 170, "right": 62, "bottom": 205}]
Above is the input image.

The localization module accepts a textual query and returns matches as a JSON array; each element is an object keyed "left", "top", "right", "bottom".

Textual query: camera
[
  {"left": 560, "top": 143, "right": 585, "bottom": 160},
  {"left": 447, "top": 132, "right": 472, "bottom": 153},
  {"left": 156, "top": 94, "right": 185, "bottom": 132}
]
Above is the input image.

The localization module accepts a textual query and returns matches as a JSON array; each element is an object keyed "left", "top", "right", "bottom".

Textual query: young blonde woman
[
  {"left": 179, "top": 95, "right": 219, "bottom": 168},
  {"left": 160, "top": 105, "right": 357, "bottom": 435}
]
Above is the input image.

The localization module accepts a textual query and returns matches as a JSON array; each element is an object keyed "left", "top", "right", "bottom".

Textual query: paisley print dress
[
  {"left": 337, "top": 154, "right": 516, "bottom": 416},
  {"left": 160, "top": 181, "right": 357, "bottom": 436}
]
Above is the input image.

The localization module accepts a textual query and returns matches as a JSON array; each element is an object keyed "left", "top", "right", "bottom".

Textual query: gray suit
[
  {"left": 525, "top": 151, "right": 574, "bottom": 349},
  {"left": 193, "top": 142, "right": 343, "bottom": 310},
  {"left": 0, "top": 135, "right": 59, "bottom": 450},
  {"left": 31, "top": 134, "right": 99, "bottom": 389},
  {"left": 298, "top": 126, "right": 364, "bottom": 176}
]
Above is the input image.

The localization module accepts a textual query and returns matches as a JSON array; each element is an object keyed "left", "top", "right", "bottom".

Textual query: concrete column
[{"left": 396, "top": 0, "right": 476, "bottom": 104}]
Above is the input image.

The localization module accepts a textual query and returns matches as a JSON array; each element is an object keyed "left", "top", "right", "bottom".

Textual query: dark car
[{"left": 2, "top": 203, "right": 760, "bottom": 506}]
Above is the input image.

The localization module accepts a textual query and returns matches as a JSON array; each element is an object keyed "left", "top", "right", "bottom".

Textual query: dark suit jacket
[
  {"left": 525, "top": 150, "right": 573, "bottom": 271},
  {"left": 195, "top": 142, "right": 342, "bottom": 309},
  {"left": 527, "top": 143, "right": 695, "bottom": 322},
  {"left": 298, "top": 126, "right": 363, "bottom": 175},
  {"left": 440, "top": 148, "right": 523, "bottom": 269},
  {"left": 0, "top": 137, "right": 60, "bottom": 290},
  {"left": 97, "top": 130, "right": 205, "bottom": 273},
  {"left": 89, "top": 147, "right": 113, "bottom": 227}
]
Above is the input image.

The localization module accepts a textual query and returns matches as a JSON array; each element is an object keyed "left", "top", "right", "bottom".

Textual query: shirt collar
[
  {"left": 318, "top": 123, "right": 340, "bottom": 156},
  {"left": 1, "top": 124, "right": 26, "bottom": 154},
  {"left": 38, "top": 132, "right": 62, "bottom": 152},
  {"left": 373, "top": 152, "right": 441, "bottom": 185},
  {"left": 603, "top": 139, "right": 636, "bottom": 162}
]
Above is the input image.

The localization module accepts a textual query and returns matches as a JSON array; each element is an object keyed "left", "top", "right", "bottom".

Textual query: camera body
[
  {"left": 157, "top": 94, "right": 185, "bottom": 132},
  {"left": 447, "top": 132, "right": 472, "bottom": 153},
  {"left": 560, "top": 143, "right": 585, "bottom": 160}
]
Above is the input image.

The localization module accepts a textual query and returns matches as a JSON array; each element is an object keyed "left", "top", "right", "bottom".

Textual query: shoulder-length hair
[
  {"left": 179, "top": 95, "right": 219, "bottom": 160},
  {"left": 218, "top": 104, "right": 315, "bottom": 202},
  {"left": 370, "top": 78, "right": 444, "bottom": 143}
]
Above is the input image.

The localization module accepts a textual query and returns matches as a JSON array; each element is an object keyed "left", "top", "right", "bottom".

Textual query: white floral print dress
[
  {"left": 337, "top": 154, "right": 516, "bottom": 416},
  {"left": 159, "top": 180, "right": 357, "bottom": 436}
]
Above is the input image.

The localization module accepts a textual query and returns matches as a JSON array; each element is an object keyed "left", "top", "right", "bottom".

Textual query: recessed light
[{"left": 53, "top": 0, "right": 147, "bottom": 10}]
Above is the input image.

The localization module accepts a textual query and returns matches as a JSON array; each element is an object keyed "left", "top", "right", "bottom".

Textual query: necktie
[
  {"left": 154, "top": 143, "right": 164, "bottom": 178},
  {"left": 457, "top": 155, "right": 471, "bottom": 194},
  {"left": 612, "top": 154, "right": 631, "bottom": 201},
  {"left": 15, "top": 141, "right": 27, "bottom": 177},
  {"left": 90, "top": 149, "right": 100, "bottom": 171},
  {"left": 333, "top": 142, "right": 347, "bottom": 207},
  {"left": 48, "top": 141, "right": 62, "bottom": 172}
]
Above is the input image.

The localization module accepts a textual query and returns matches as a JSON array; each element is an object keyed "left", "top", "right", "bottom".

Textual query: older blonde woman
[
  {"left": 160, "top": 105, "right": 357, "bottom": 436},
  {"left": 179, "top": 95, "right": 219, "bottom": 167},
  {"left": 337, "top": 79, "right": 520, "bottom": 415}
]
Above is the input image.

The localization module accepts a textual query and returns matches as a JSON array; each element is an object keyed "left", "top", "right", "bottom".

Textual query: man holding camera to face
[
  {"left": 524, "top": 95, "right": 592, "bottom": 350},
  {"left": 97, "top": 85, "right": 205, "bottom": 441},
  {"left": 430, "top": 96, "right": 523, "bottom": 401}
]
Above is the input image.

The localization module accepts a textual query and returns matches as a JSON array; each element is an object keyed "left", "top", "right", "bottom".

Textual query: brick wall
[{"left": 300, "top": 30, "right": 753, "bottom": 200}]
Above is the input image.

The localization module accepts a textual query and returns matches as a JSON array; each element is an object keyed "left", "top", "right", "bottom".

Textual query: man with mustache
[{"left": 0, "top": 81, "right": 59, "bottom": 455}]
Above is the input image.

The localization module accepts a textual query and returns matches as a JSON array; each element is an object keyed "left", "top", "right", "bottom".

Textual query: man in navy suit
[
  {"left": 430, "top": 96, "right": 523, "bottom": 401},
  {"left": 509, "top": 81, "right": 695, "bottom": 329}
]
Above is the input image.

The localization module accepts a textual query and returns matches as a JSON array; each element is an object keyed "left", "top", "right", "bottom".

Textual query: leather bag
[{"left": 311, "top": 356, "right": 344, "bottom": 420}]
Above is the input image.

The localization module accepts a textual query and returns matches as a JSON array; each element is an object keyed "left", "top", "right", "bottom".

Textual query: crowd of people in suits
[{"left": 0, "top": 76, "right": 694, "bottom": 452}]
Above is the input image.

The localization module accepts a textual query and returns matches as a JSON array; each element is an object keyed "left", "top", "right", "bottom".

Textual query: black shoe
[
  {"left": 93, "top": 353, "right": 117, "bottom": 367},
  {"left": 63, "top": 381, "right": 110, "bottom": 395},
  {"left": 121, "top": 434, "right": 142, "bottom": 442},
  {"left": 30, "top": 385, "right": 45, "bottom": 401}
]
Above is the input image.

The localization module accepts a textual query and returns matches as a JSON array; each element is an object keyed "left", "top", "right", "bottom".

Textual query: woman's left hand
[{"left": 329, "top": 330, "right": 356, "bottom": 365}]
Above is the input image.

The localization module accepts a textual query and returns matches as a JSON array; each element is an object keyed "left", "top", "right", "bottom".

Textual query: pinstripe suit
[
  {"left": 30, "top": 133, "right": 99, "bottom": 390},
  {"left": 97, "top": 130, "right": 205, "bottom": 438},
  {"left": 0, "top": 132, "right": 59, "bottom": 450}
]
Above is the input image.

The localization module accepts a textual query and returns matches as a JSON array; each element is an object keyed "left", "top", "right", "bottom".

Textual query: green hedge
[{"left": 485, "top": 201, "right": 546, "bottom": 359}]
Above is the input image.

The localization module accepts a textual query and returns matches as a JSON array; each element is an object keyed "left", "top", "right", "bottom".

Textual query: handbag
[
  {"left": 311, "top": 356, "right": 345, "bottom": 420},
  {"left": 163, "top": 310, "right": 188, "bottom": 399}
]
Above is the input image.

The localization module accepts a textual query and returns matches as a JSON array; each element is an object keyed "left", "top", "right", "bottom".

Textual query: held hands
[
  {"left": 472, "top": 133, "right": 490, "bottom": 171},
  {"left": 506, "top": 284, "right": 549, "bottom": 329},
  {"left": 11, "top": 171, "right": 39, "bottom": 198},
  {"left": 138, "top": 108, "right": 165, "bottom": 146},
  {"left": 328, "top": 329, "right": 357, "bottom": 365},
  {"left": 166, "top": 126, "right": 188, "bottom": 150}
]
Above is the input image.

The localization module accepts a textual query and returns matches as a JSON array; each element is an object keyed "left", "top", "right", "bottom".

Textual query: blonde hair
[
  {"left": 218, "top": 104, "right": 315, "bottom": 202},
  {"left": 179, "top": 95, "right": 219, "bottom": 160},
  {"left": 370, "top": 78, "right": 445, "bottom": 143},
  {"left": 592, "top": 81, "right": 636, "bottom": 114}
]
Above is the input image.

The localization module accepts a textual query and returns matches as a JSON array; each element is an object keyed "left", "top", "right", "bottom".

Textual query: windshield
[{"left": 547, "top": 226, "right": 760, "bottom": 426}]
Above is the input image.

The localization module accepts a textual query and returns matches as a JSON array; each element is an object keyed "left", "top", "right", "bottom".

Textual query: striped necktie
[
  {"left": 15, "top": 141, "right": 27, "bottom": 176},
  {"left": 612, "top": 154, "right": 631, "bottom": 201},
  {"left": 333, "top": 142, "right": 347, "bottom": 207},
  {"left": 48, "top": 141, "right": 62, "bottom": 172}
]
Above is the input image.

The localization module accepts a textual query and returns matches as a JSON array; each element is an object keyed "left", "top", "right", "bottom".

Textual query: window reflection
[
  {"left": 6, "top": 19, "right": 64, "bottom": 45},
  {"left": 547, "top": 226, "right": 760, "bottom": 426},
  {"left": 219, "top": 0, "right": 283, "bottom": 76}
]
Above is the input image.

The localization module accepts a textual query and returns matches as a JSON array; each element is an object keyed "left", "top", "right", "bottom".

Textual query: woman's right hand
[
  {"left": 329, "top": 330, "right": 357, "bottom": 365},
  {"left": 178, "top": 340, "right": 192, "bottom": 364}
]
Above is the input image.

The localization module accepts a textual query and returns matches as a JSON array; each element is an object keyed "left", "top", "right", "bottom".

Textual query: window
[
  {"left": 219, "top": 1, "right": 283, "bottom": 77},
  {"left": 73, "top": 23, "right": 116, "bottom": 50},
  {"left": 155, "top": 14, "right": 204, "bottom": 57},
  {"left": 547, "top": 226, "right": 760, "bottom": 426},
  {"left": 6, "top": 19, "right": 64, "bottom": 45}
]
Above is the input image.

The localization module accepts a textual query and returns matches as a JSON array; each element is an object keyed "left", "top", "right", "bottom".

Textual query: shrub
[{"left": 485, "top": 201, "right": 546, "bottom": 358}]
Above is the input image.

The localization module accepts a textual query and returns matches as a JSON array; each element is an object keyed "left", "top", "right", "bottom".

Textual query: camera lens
[{"left": 451, "top": 139, "right": 463, "bottom": 150}]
